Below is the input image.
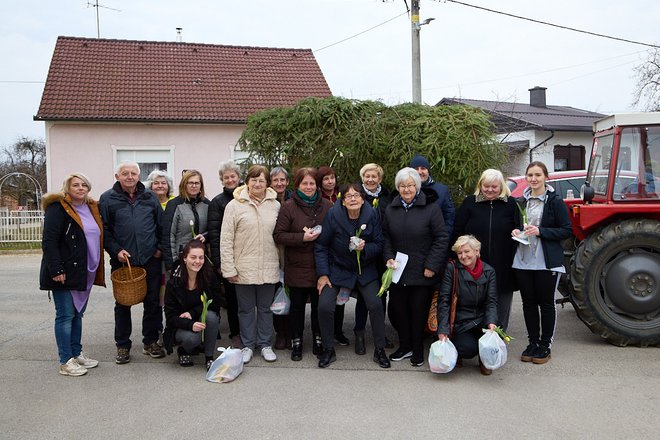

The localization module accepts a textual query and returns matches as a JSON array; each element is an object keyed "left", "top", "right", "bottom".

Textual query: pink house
[{"left": 35, "top": 36, "right": 332, "bottom": 197}]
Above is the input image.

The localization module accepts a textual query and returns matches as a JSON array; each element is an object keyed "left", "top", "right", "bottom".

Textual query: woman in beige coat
[{"left": 221, "top": 165, "right": 281, "bottom": 364}]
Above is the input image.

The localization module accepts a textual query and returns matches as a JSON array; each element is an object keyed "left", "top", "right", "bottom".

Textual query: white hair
[
  {"left": 218, "top": 160, "right": 241, "bottom": 179},
  {"left": 115, "top": 161, "right": 140, "bottom": 175},
  {"left": 146, "top": 170, "right": 173, "bottom": 196},
  {"left": 394, "top": 167, "right": 422, "bottom": 192}
]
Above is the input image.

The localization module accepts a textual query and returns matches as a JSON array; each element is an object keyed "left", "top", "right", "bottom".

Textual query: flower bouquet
[
  {"left": 493, "top": 326, "right": 513, "bottom": 344},
  {"left": 378, "top": 259, "right": 399, "bottom": 297},
  {"left": 512, "top": 202, "right": 530, "bottom": 245},
  {"left": 200, "top": 291, "right": 213, "bottom": 342},
  {"left": 349, "top": 224, "right": 367, "bottom": 274}
]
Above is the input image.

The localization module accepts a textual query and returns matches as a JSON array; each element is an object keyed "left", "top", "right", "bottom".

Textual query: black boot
[
  {"left": 373, "top": 348, "right": 391, "bottom": 369},
  {"left": 354, "top": 330, "right": 366, "bottom": 355},
  {"left": 318, "top": 348, "right": 336, "bottom": 368},
  {"left": 313, "top": 334, "right": 323, "bottom": 357},
  {"left": 291, "top": 338, "right": 302, "bottom": 361}
]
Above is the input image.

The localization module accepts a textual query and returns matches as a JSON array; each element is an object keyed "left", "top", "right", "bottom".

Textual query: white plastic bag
[
  {"left": 270, "top": 286, "right": 290, "bottom": 315},
  {"left": 478, "top": 329, "right": 507, "bottom": 370},
  {"left": 428, "top": 338, "right": 458, "bottom": 374},
  {"left": 206, "top": 347, "right": 244, "bottom": 383}
]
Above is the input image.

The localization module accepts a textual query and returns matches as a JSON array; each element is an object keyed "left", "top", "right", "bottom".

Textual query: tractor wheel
[{"left": 570, "top": 218, "right": 660, "bottom": 347}]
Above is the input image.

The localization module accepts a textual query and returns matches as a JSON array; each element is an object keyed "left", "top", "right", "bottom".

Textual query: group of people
[{"left": 40, "top": 155, "right": 571, "bottom": 377}]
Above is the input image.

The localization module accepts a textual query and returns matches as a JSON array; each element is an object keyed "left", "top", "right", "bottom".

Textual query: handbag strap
[{"left": 448, "top": 260, "right": 458, "bottom": 339}]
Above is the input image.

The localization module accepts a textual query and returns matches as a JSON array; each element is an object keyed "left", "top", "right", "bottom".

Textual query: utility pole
[{"left": 411, "top": 0, "right": 422, "bottom": 103}]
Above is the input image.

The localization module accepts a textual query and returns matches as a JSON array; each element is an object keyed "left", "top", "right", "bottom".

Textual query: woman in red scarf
[{"left": 436, "top": 235, "right": 498, "bottom": 375}]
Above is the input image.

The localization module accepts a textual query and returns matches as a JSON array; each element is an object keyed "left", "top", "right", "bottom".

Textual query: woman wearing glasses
[
  {"left": 161, "top": 170, "right": 210, "bottom": 271},
  {"left": 314, "top": 183, "right": 390, "bottom": 369},
  {"left": 383, "top": 167, "right": 449, "bottom": 367}
]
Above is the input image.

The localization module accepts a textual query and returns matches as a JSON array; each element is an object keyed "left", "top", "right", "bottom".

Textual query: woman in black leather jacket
[{"left": 437, "top": 235, "right": 497, "bottom": 375}]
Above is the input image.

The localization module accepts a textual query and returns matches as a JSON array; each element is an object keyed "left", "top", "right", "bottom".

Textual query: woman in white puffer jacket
[{"left": 220, "top": 165, "right": 281, "bottom": 364}]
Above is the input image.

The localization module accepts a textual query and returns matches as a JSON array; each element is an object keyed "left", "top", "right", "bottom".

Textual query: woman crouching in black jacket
[
  {"left": 437, "top": 235, "right": 498, "bottom": 375},
  {"left": 164, "top": 239, "right": 221, "bottom": 370}
]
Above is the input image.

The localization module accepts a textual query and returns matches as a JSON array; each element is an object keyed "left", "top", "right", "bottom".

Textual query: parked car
[{"left": 507, "top": 169, "right": 586, "bottom": 199}]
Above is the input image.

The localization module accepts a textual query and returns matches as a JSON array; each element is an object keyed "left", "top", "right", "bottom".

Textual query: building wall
[
  {"left": 44, "top": 121, "right": 246, "bottom": 199},
  {"left": 498, "top": 130, "right": 594, "bottom": 176}
]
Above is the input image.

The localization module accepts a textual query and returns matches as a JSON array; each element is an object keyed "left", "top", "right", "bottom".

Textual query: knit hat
[{"left": 409, "top": 154, "right": 431, "bottom": 170}]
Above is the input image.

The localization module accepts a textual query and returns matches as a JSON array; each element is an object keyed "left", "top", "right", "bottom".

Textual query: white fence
[{"left": 0, "top": 209, "right": 44, "bottom": 243}]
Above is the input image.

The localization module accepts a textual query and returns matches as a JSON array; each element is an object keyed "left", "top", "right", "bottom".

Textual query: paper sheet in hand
[{"left": 391, "top": 252, "right": 408, "bottom": 283}]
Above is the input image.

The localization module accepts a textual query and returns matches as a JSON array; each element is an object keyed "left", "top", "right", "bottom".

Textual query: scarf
[
  {"left": 296, "top": 189, "right": 319, "bottom": 206},
  {"left": 362, "top": 184, "right": 382, "bottom": 198},
  {"left": 465, "top": 258, "right": 483, "bottom": 281},
  {"left": 400, "top": 192, "right": 420, "bottom": 211},
  {"left": 421, "top": 175, "right": 435, "bottom": 187}
]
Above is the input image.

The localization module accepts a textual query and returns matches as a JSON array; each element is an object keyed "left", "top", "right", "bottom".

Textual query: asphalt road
[{"left": 1, "top": 253, "right": 658, "bottom": 439}]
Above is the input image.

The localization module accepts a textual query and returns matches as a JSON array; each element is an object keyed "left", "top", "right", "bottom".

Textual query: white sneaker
[
  {"left": 261, "top": 346, "right": 277, "bottom": 362},
  {"left": 75, "top": 352, "right": 99, "bottom": 368},
  {"left": 59, "top": 358, "right": 88, "bottom": 376},
  {"left": 241, "top": 347, "right": 253, "bottom": 364}
]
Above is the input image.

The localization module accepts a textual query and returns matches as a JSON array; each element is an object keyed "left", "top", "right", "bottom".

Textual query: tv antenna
[{"left": 86, "top": 0, "right": 121, "bottom": 38}]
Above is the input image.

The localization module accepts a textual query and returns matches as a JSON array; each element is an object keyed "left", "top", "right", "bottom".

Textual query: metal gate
[{"left": 0, "top": 209, "right": 44, "bottom": 244}]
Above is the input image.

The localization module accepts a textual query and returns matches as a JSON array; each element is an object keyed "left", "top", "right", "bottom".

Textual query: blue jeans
[{"left": 53, "top": 290, "right": 88, "bottom": 364}]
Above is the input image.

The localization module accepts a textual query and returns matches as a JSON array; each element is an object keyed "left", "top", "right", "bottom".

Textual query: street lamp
[{"left": 410, "top": 1, "right": 434, "bottom": 103}]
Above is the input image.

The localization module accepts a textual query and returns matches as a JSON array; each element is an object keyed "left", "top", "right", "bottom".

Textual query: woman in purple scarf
[{"left": 40, "top": 173, "right": 105, "bottom": 376}]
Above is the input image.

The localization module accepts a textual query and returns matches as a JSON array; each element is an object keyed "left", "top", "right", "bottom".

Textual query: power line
[
  {"left": 313, "top": 11, "right": 408, "bottom": 53},
  {"left": 351, "top": 50, "right": 643, "bottom": 98},
  {"left": 445, "top": 0, "right": 660, "bottom": 49}
]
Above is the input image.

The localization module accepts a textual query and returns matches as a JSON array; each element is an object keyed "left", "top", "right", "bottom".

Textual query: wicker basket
[{"left": 111, "top": 257, "right": 147, "bottom": 306}]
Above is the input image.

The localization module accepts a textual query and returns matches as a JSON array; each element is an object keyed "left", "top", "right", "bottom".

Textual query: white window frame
[{"left": 112, "top": 145, "right": 176, "bottom": 183}]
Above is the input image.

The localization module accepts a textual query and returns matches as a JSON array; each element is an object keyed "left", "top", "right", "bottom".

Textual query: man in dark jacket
[
  {"left": 99, "top": 161, "right": 165, "bottom": 364},
  {"left": 410, "top": 154, "right": 455, "bottom": 237}
]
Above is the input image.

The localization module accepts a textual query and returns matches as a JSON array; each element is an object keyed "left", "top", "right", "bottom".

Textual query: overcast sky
[{"left": 1, "top": 0, "right": 658, "bottom": 148}]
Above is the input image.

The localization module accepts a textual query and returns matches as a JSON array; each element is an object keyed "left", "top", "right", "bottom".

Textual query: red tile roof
[{"left": 35, "top": 36, "right": 332, "bottom": 123}]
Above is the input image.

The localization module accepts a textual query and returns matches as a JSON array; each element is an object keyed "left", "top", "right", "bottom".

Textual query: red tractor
[{"left": 563, "top": 112, "right": 660, "bottom": 346}]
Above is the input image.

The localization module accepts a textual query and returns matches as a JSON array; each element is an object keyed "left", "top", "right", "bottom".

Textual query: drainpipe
[{"left": 529, "top": 130, "right": 555, "bottom": 163}]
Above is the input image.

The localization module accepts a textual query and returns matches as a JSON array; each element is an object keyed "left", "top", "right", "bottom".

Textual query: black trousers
[
  {"left": 288, "top": 286, "right": 320, "bottom": 339},
  {"left": 388, "top": 284, "right": 432, "bottom": 358},
  {"left": 453, "top": 326, "right": 484, "bottom": 360},
  {"left": 514, "top": 269, "right": 559, "bottom": 347},
  {"left": 221, "top": 276, "right": 241, "bottom": 338},
  {"left": 319, "top": 281, "right": 386, "bottom": 350},
  {"left": 353, "top": 291, "right": 387, "bottom": 332}
]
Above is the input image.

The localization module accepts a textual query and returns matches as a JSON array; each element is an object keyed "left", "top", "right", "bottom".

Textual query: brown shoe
[
  {"left": 142, "top": 342, "right": 165, "bottom": 358},
  {"left": 479, "top": 360, "right": 492, "bottom": 376},
  {"left": 455, "top": 357, "right": 463, "bottom": 368},
  {"left": 115, "top": 347, "right": 130, "bottom": 364}
]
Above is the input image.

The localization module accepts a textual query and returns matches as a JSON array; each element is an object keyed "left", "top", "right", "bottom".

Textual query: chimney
[{"left": 529, "top": 86, "right": 547, "bottom": 108}]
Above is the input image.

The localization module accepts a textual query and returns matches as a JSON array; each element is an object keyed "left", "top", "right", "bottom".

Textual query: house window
[
  {"left": 554, "top": 144, "right": 585, "bottom": 171},
  {"left": 114, "top": 147, "right": 175, "bottom": 183}
]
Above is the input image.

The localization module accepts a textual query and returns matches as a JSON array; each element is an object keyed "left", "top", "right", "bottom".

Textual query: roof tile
[{"left": 36, "top": 36, "right": 332, "bottom": 122}]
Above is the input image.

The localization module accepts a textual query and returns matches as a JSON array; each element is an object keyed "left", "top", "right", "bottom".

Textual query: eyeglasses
[
  {"left": 398, "top": 184, "right": 416, "bottom": 190},
  {"left": 343, "top": 193, "right": 362, "bottom": 200},
  {"left": 187, "top": 181, "right": 201, "bottom": 186}
]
